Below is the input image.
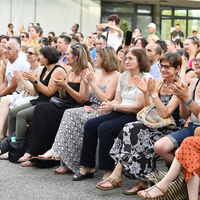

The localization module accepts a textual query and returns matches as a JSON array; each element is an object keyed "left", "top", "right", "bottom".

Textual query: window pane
[
  {"left": 137, "top": 15, "right": 152, "bottom": 38},
  {"left": 101, "top": 3, "right": 134, "bottom": 13},
  {"left": 188, "top": 10, "right": 200, "bottom": 17},
  {"left": 188, "top": 20, "right": 200, "bottom": 36},
  {"left": 175, "top": 8, "right": 187, "bottom": 16},
  {"left": 174, "top": 19, "right": 186, "bottom": 38},
  {"left": 160, "top": 6, "right": 172, "bottom": 15},
  {"left": 161, "top": 19, "right": 171, "bottom": 40},
  {"left": 137, "top": 5, "right": 151, "bottom": 14}
]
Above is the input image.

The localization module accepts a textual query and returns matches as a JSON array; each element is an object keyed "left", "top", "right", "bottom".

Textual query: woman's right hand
[
  {"left": 53, "top": 76, "right": 68, "bottom": 91},
  {"left": 133, "top": 76, "right": 148, "bottom": 93}
]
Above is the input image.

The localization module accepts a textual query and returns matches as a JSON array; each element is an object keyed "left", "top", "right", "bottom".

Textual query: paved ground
[{"left": 0, "top": 159, "right": 169, "bottom": 200}]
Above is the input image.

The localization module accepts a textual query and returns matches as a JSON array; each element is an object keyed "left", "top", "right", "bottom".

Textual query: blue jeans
[{"left": 167, "top": 122, "right": 200, "bottom": 147}]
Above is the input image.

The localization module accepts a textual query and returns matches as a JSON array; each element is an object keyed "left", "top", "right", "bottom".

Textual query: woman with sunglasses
[
  {"left": 4, "top": 23, "right": 17, "bottom": 37},
  {"left": 39, "top": 46, "right": 120, "bottom": 174},
  {"left": 18, "top": 44, "right": 92, "bottom": 167},
  {"left": 73, "top": 47, "right": 151, "bottom": 181},
  {"left": 0, "top": 45, "right": 41, "bottom": 143},
  {"left": 184, "top": 36, "right": 199, "bottom": 69},
  {"left": 19, "top": 32, "right": 29, "bottom": 44},
  {"left": 153, "top": 50, "right": 200, "bottom": 174},
  {"left": 95, "top": 51, "right": 183, "bottom": 194}
]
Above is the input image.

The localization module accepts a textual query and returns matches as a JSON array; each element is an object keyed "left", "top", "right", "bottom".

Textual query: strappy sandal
[
  {"left": 137, "top": 184, "right": 168, "bottom": 199},
  {"left": 96, "top": 177, "right": 122, "bottom": 191},
  {"left": 124, "top": 182, "right": 148, "bottom": 195},
  {"left": 53, "top": 162, "right": 71, "bottom": 175},
  {"left": 37, "top": 149, "right": 61, "bottom": 161},
  {"left": 18, "top": 154, "right": 37, "bottom": 162},
  {"left": 21, "top": 160, "right": 37, "bottom": 167},
  {"left": 0, "top": 153, "right": 9, "bottom": 160}
]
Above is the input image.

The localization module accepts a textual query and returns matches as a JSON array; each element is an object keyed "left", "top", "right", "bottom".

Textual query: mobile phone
[
  {"left": 84, "top": 105, "right": 94, "bottom": 113},
  {"left": 125, "top": 31, "right": 132, "bottom": 46}
]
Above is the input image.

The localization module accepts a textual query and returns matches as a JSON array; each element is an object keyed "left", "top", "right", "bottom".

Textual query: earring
[{"left": 74, "top": 61, "right": 77, "bottom": 65}]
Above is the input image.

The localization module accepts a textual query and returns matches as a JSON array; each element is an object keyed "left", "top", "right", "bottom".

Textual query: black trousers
[{"left": 80, "top": 111, "right": 137, "bottom": 171}]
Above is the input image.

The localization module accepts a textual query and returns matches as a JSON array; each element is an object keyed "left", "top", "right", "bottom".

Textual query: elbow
[{"left": 77, "top": 98, "right": 86, "bottom": 104}]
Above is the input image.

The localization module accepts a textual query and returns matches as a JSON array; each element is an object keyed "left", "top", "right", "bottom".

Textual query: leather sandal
[
  {"left": 18, "top": 154, "right": 37, "bottom": 162},
  {"left": 137, "top": 184, "right": 168, "bottom": 199},
  {"left": 21, "top": 160, "right": 37, "bottom": 167},
  {"left": 96, "top": 177, "right": 122, "bottom": 191},
  {"left": 124, "top": 182, "right": 148, "bottom": 195},
  {"left": 72, "top": 172, "right": 94, "bottom": 181},
  {"left": 53, "top": 164, "right": 71, "bottom": 175},
  {"left": 37, "top": 149, "right": 61, "bottom": 161}
]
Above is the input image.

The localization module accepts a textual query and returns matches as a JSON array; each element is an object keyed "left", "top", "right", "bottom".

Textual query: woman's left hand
[
  {"left": 23, "top": 70, "right": 37, "bottom": 83},
  {"left": 14, "top": 70, "right": 23, "bottom": 81},
  {"left": 133, "top": 76, "right": 148, "bottom": 93},
  {"left": 97, "top": 99, "right": 113, "bottom": 114},
  {"left": 84, "top": 69, "right": 95, "bottom": 84},
  {"left": 147, "top": 77, "right": 156, "bottom": 95}
]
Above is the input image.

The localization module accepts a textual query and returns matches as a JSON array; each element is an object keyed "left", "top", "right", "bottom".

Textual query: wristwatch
[
  {"left": 33, "top": 79, "right": 39, "bottom": 85},
  {"left": 149, "top": 93, "right": 158, "bottom": 99}
]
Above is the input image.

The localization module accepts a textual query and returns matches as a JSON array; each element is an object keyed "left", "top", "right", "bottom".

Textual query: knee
[
  {"left": 154, "top": 137, "right": 174, "bottom": 155},
  {"left": 1, "top": 96, "right": 11, "bottom": 106},
  {"left": 98, "top": 123, "right": 112, "bottom": 139}
]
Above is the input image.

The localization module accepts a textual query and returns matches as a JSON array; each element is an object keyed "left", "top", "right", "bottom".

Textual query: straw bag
[{"left": 137, "top": 103, "right": 176, "bottom": 129}]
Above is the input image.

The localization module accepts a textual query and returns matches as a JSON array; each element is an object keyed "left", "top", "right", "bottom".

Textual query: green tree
[{"left": 119, "top": 20, "right": 130, "bottom": 42}]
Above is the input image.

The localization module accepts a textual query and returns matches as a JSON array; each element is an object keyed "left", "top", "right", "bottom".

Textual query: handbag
[
  {"left": 7, "top": 136, "right": 27, "bottom": 163},
  {"left": 141, "top": 171, "right": 187, "bottom": 200},
  {"left": 0, "top": 131, "right": 15, "bottom": 155},
  {"left": 137, "top": 103, "right": 176, "bottom": 129},
  {"left": 20, "top": 87, "right": 31, "bottom": 98}
]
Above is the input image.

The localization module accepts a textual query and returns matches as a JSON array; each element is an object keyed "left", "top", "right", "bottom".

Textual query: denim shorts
[{"left": 167, "top": 122, "right": 200, "bottom": 148}]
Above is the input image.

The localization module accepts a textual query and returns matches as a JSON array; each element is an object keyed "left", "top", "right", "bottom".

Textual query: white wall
[{"left": 0, "top": 0, "right": 100, "bottom": 40}]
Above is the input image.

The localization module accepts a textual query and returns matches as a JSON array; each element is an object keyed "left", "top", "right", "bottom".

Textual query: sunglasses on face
[
  {"left": 26, "top": 51, "right": 35, "bottom": 56},
  {"left": 9, "top": 26, "right": 13, "bottom": 29},
  {"left": 20, "top": 35, "right": 25, "bottom": 38},
  {"left": 193, "top": 58, "right": 200, "bottom": 64},
  {"left": 87, "top": 36, "right": 92, "bottom": 38}
]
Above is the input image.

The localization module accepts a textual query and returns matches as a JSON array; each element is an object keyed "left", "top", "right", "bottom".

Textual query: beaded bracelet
[{"left": 59, "top": 83, "right": 68, "bottom": 92}]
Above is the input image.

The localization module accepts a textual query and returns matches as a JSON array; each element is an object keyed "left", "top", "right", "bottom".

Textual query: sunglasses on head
[{"left": 26, "top": 51, "right": 35, "bottom": 56}]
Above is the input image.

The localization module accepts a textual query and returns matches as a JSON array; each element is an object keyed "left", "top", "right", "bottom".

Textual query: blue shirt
[
  {"left": 58, "top": 51, "right": 67, "bottom": 64},
  {"left": 149, "top": 61, "right": 161, "bottom": 80},
  {"left": 90, "top": 48, "right": 98, "bottom": 71}
]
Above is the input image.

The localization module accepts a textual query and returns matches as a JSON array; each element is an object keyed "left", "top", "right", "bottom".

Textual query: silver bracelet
[
  {"left": 59, "top": 83, "right": 68, "bottom": 92},
  {"left": 114, "top": 104, "right": 117, "bottom": 111}
]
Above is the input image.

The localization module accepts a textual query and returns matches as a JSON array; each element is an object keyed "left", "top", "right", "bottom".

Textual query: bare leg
[
  {"left": 97, "top": 161, "right": 123, "bottom": 188},
  {"left": 139, "top": 158, "right": 183, "bottom": 198},
  {"left": 154, "top": 136, "right": 175, "bottom": 164},
  {"left": 187, "top": 172, "right": 199, "bottom": 200},
  {"left": 0, "top": 97, "right": 11, "bottom": 139}
]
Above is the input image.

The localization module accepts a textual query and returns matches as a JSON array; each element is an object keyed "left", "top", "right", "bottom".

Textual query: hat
[{"left": 147, "top": 23, "right": 156, "bottom": 28}]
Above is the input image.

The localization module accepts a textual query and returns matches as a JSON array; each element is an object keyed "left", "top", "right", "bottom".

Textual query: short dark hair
[
  {"left": 176, "top": 24, "right": 180, "bottom": 26},
  {"left": 155, "top": 39, "right": 168, "bottom": 53},
  {"left": 39, "top": 46, "right": 59, "bottom": 65},
  {"left": 58, "top": 35, "right": 71, "bottom": 44},
  {"left": 96, "top": 34, "right": 106, "bottom": 42},
  {"left": 177, "top": 49, "right": 189, "bottom": 60},
  {"left": 116, "top": 45, "right": 123, "bottom": 55},
  {"left": 20, "top": 32, "right": 29, "bottom": 38},
  {"left": 32, "top": 25, "right": 40, "bottom": 33},
  {"left": 70, "top": 34, "right": 79, "bottom": 42},
  {"left": 135, "top": 28, "right": 141, "bottom": 33},
  {"left": 39, "top": 37, "right": 51, "bottom": 46},
  {"left": 108, "top": 14, "right": 120, "bottom": 25},
  {"left": 134, "top": 38, "right": 148, "bottom": 48},
  {"left": 155, "top": 43, "right": 163, "bottom": 55},
  {"left": 193, "top": 30, "right": 198, "bottom": 33},
  {"left": 125, "top": 47, "right": 150, "bottom": 72},
  {"left": 76, "top": 32, "right": 84, "bottom": 39},
  {"left": 48, "top": 31, "right": 55, "bottom": 37},
  {"left": 0, "top": 35, "right": 10, "bottom": 42},
  {"left": 160, "top": 52, "right": 182, "bottom": 69},
  {"left": 168, "top": 40, "right": 176, "bottom": 46},
  {"left": 75, "top": 23, "right": 79, "bottom": 30},
  {"left": 174, "top": 39, "right": 183, "bottom": 48},
  {"left": 10, "top": 36, "right": 21, "bottom": 45},
  {"left": 8, "top": 23, "right": 13, "bottom": 28}
]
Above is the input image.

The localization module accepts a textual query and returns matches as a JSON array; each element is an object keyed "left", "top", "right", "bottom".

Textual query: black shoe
[{"left": 72, "top": 172, "right": 94, "bottom": 181}]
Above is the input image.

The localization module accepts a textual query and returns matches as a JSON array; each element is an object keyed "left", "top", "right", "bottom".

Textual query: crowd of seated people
[{"left": 0, "top": 14, "right": 200, "bottom": 199}]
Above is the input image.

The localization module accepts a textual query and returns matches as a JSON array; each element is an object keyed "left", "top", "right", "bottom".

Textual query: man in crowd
[
  {"left": 56, "top": 35, "right": 71, "bottom": 65},
  {"left": 145, "top": 43, "right": 162, "bottom": 80},
  {"left": 166, "top": 40, "right": 177, "bottom": 52},
  {"left": 90, "top": 34, "right": 107, "bottom": 70},
  {"left": 76, "top": 32, "right": 84, "bottom": 43},
  {"left": 192, "top": 30, "right": 198, "bottom": 36},
  {"left": 0, "top": 41, "right": 29, "bottom": 98},
  {"left": 147, "top": 23, "right": 161, "bottom": 39},
  {"left": 29, "top": 25, "right": 43, "bottom": 45},
  {"left": 155, "top": 39, "right": 168, "bottom": 56},
  {"left": 169, "top": 24, "right": 184, "bottom": 41}
]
